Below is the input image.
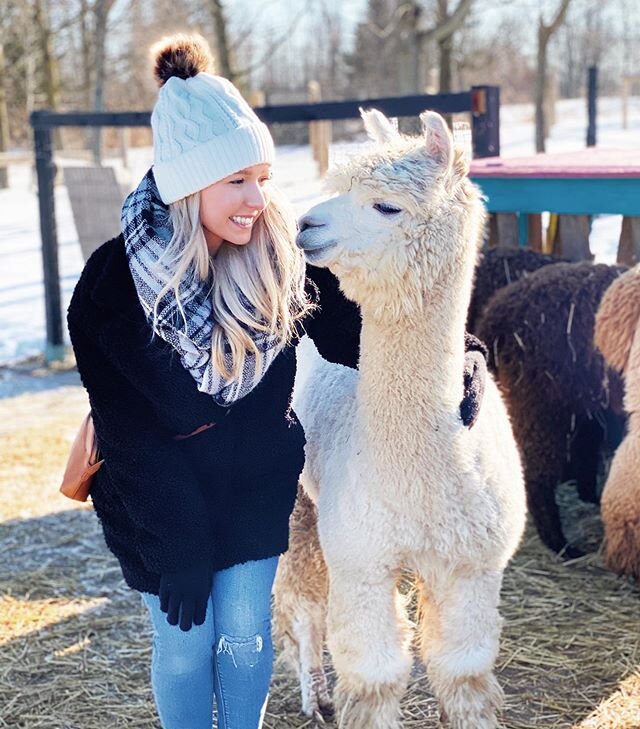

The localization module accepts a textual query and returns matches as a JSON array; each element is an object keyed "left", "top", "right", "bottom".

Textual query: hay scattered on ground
[{"left": 1, "top": 385, "right": 638, "bottom": 728}]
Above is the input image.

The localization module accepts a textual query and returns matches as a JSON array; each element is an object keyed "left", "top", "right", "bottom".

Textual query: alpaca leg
[
  {"left": 273, "top": 486, "right": 333, "bottom": 721},
  {"left": 327, "top": 566, "right": 411, "bottom": 729},
  {"left": 568, "top": 417, "right": 603, "bottom": 505},
  {"left": 419, "top": 571, "right": 504, "bottom": 729},
  {"left": 510, "top": 405, "right": 580, "bottom": 556}
]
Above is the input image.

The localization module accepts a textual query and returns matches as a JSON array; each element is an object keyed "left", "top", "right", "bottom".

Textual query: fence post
[
  {"left": 471, "top": 85, "right": 500, "bottom": 158},
  {"left": 32, "top": 112, "right": 64, "bottom": 361},
  {"left": 587, "top": 65, "right": 597, "bottom": 147}
]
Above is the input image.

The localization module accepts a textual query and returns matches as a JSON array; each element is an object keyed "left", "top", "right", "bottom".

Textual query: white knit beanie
[{"left": 150, "top": 35, "right": 275, "bottom": 205}]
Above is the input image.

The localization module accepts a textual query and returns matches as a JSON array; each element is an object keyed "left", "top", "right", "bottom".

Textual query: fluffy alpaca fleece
[
  {"left": 595, "top": 264, "right": 640, "bottom": 581},
  {"left": 272, "top": 485, "right": 333, "bottom": 722},
  {"left": 283, "top": 110, "right": 526, "bottom": 729},
  {"left": 477, "top": 262, "right": 627, "bottom": 557},
  {"left": 467, "top": 247, "right": 563, "bottom": 334}
]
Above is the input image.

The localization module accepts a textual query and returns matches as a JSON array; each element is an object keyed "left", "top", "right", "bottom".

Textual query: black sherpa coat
[
  {"left": 68, "top": 235, "right": 307, "bottom": 595},
  {"left": 68, "top": 235, "right": 486, "bottom": 596}
]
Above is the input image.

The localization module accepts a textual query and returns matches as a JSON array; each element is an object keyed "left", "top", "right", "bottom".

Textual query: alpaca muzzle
[
  {"left": 296, "top": 216, "right": 337, "bottom": 264},
  {"left": 298, "top": 215, "right": 326, "bottom": 234}
]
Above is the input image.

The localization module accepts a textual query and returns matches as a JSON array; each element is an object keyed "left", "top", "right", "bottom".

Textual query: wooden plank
[
  {"left": 30, "top": 91, "right": 477, "bottom": 128},
  {"left": 551, "top": 215, "right": 592, "bottom": 261},
  {"left": 34, "top": 127, "right": 64, "bottom": 358},
  {"left": 470, "top": 148, "right": 640, "bottom": 178},
  {"left": 617, "top": 216, "right": 640, "bottom": 266},
  {"left": 0, "top": 152, "right": 33, "bottom": 167},
  {"left": 64, "top": 166, "right": 123, "bottom": 261},
  {"left": 528, "top": 213, "right": 543, "bottom": 252},
  {"left": 488, "top": 213, "right": 499, "bottom": 247},
  {"left": 495, "top": 213, "right": 519, "bottom": 248},
  {"left": 470, "top": 177, "right": 640, "bottom": 217}
]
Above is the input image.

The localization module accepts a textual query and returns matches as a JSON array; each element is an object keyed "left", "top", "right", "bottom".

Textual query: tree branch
[
  {"left": 234, "top": 3, "right": 311, "bottom": 80},
  {"left": 233, "top": 0, "right": 281, "bottom": 50},
  {"left": 366, "top": 3, "right": 414, "bottom": 40},
  {"left": 548, "top": 0, "right": 572, "bottom": 36},
  {"left": 418, "top": 0, "right": 473, "bottom": 43},
  {"left": 540, "top": 0, "right": 572, "bottom": 43}
]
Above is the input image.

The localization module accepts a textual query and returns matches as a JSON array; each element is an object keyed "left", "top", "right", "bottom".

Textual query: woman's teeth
[{"left": 230, "top": 216, "right": 253, "bottom": 227}]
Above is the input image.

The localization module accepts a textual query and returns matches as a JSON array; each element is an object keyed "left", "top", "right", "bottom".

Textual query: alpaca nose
[{"left": 298, "top": 215, "right": 326, "bottom": 233}]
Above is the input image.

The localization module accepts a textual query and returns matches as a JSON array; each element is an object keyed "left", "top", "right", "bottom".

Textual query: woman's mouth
[{"left": 230, "top": 216, "right": 254, "bottom": 229}]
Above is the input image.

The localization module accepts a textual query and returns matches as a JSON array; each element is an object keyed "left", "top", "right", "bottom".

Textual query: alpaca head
[{"left": 298, "top": 109, "right": 486, "bottom": 320}]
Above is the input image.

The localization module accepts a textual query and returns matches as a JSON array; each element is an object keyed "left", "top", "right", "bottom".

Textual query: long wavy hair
[{"left": 152, "top": 183, "right": 312, "bottom": 381}]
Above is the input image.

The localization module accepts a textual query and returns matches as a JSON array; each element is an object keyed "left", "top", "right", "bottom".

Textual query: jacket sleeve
[
  {"left": 303, "top": 264, "right": 361, "bottom": 369},
  {"left": 68, "top": 306, "right": 215, "bottom": 575}
]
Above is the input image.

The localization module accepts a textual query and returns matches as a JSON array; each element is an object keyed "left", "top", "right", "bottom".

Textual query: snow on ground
[{"left": 1, "top": 96, "right": 639, "bottom": 366}]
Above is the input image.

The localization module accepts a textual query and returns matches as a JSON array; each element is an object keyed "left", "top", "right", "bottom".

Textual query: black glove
[
  {"left": 460, "top": 336, "right": 487, "bottom": 428},
  {"left": 159, "top": 563, "right": 212, "bottom": 632}
]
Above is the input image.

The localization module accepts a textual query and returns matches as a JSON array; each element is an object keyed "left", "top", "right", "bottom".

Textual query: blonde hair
[{"left": 152, "top": 184, "right": 312, "bottom": 381}]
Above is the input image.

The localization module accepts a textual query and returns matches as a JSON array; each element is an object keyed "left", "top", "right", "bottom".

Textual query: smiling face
[{"left": 199, "top": 163, "right": 272, "bottom": 254}]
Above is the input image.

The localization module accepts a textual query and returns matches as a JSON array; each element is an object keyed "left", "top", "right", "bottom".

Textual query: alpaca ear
[
  {"left": 360, "top": 108, "right": 398, "bottom": 144},
  {"left": 420, "top": 111, "right": 453, "bottom": 170},
  {"left": 595, "top": 266, "right": 640, "bottom": 373}
]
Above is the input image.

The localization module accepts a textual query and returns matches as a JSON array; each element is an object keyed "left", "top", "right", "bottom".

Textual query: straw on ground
[{"left": 1, "top": 384, "right": 638, "bottom": 728}]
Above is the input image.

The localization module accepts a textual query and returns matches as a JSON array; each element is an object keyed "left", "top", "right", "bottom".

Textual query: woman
[{"left": 67, "top": 34, "right": 485, "bottom": 729}]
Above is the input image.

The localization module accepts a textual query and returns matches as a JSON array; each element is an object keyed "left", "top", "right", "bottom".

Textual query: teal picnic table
[{"left": 469, "top": 148, "right": 640, "bottom": 263}]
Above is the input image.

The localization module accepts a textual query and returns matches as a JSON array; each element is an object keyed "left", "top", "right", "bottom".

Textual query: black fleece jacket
[
  {"left": 68, "top": 235, "right": 486, "bottom": 595},
  {"left": 68, "top": 236, "right": 305, "bottom": 595}
]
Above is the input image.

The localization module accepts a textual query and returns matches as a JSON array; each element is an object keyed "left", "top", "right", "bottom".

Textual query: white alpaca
[{"left": 280, "top": 110, "right": 526, "bottom": 729}]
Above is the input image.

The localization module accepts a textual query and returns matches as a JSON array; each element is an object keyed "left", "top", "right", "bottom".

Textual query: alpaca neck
[{"left": 358, "top": 265, "right": 471, "bottom": 428}]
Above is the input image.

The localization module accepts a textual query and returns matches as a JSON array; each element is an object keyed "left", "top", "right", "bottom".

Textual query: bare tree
[
  {"left": 91, "top": 0, "right": 117, "bottom": 163},
  {"left": 33, "top": 0, "right": 66, "bottom": 149},
  {"left": 33, "top": 0, "right": 61, "bottom": 107},
  {"left": 79, "top": 0, "right": 93, "bottom": 109},
  {"left": 349, "top": 1, "right": 411, "bottom": 97},
  {"left": 210, "top": 0, "right": 236, "bottom": 82},
  {"left": 535, "top": 0, "right": 572, "bottom": 152},
  {"left": 351, "top": 0, "right": 472, "bottom": 97},
  {"left": 455, "top": 13, "right": 534, "bottom": 104},
  {"left": 420, "top": 0, "right": 473, "bottom": 93},
  {"left": 0, "top": 40, "right": 9, "bottom": 188}
]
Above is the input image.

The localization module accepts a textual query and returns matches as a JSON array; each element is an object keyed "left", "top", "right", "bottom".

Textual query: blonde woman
[{"left": 67, "top": 35, "right": 486, "bottom": 729}]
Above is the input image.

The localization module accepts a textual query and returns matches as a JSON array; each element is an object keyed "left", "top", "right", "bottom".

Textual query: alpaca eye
[{"left": 373, "top": 202, "right": 402, "bottom": 216}]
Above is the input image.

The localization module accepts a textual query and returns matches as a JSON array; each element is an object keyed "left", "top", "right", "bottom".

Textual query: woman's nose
[{"left": 246, "top": 182, "right": 267, "bottom": 210}]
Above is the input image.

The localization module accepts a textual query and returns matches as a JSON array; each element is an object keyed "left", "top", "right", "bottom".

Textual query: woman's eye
[
  {"left": 259, "top": 176, "right": 272, "bottom": 184},
  {"left": 373, "top": 202, "right": 402, "bottom": 215},
  {"left": 229, "top": 178, "right": 244, "bottom": 185}
]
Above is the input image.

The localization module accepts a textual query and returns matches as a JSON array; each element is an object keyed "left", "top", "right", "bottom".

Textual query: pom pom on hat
[
  {"left": 149, "top": 34, "right": 275, "bottom": 205},
  {"left": 151, "top": 34, "right": 215, "bottom": 87}
]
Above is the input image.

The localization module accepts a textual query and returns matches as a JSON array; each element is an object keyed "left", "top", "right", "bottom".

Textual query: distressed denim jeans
[{"left": 141, "top": 556, "right": 279, "bottom": 729}]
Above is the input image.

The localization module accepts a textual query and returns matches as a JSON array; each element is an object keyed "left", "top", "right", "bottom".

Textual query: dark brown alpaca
[{"left": 477, "top": 261, "right": 627, "bottom": 556}]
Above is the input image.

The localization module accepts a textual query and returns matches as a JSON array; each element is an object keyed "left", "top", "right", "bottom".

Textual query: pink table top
[{"left": 469, "top": 148, "right": 640, "bottom": 179}]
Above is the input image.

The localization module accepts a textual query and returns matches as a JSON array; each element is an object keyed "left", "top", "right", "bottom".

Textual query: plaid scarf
[{"left": 121, "top": 169, "right": 281, "bottom": 406}]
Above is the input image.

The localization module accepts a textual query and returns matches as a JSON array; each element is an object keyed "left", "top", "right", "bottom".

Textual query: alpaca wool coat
[{"left": 68, "top": 235, "right": 486, "bottom": 596}]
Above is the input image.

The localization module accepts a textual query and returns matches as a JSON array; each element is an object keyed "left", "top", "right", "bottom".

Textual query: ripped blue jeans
[{"left": 141, "top": 556, "right": 278, "bottom": 729}]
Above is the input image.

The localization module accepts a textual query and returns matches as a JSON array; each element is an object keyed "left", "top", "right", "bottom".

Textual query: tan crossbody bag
[
  {"left": 60, "top": 412, "right": 104, "bottom": 502},
  {"left": 59, "top": 413, "right": 215, "bottom": 502}
]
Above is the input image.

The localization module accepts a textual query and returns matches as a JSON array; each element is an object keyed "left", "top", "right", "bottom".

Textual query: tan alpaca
[
  {"left": 273, "top": 485, "right": 333, "bottom": 722},
  {"left": 594, "top": 264, "right": 640, "bottom": 582},
  {"left": 278, "top": 110, "right": 526, "bottom": 729}
]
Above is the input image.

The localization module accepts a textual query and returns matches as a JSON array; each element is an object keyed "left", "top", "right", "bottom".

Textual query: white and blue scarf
[{"left": 121, "top": 169, "right": 281, "bottom": 406}]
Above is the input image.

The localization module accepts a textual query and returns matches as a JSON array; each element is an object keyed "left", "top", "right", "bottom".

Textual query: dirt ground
[{"left": 1, "top": 381, "right": 638, "bottom": 729}]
